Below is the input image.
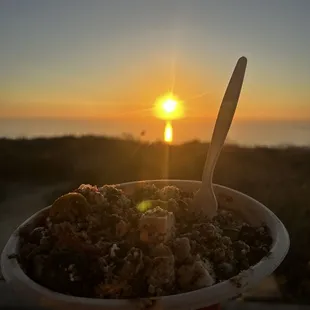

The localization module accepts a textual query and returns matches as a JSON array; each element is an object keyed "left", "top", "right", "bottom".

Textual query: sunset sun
[
  {"left": 163, "top": 98, "right": 177, "bottom": 113},
  {"left": 153, "top": 92, "right": 184, "bottom": 121},
  {"left": 153, "top": 92, "right": 184, "bottom": 143}
]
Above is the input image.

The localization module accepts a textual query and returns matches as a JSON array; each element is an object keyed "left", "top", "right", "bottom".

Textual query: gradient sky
[{"left": 0, "top": 0, "right": 309, "bottom": 120}]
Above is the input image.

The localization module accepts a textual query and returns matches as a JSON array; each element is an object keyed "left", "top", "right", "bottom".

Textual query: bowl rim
[{"left": 1, "top": 180, "right": 290, "bottom": 309}]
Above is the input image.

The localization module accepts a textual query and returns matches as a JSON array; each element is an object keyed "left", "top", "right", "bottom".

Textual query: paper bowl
[{"left": 1, "top": 180, "right": 289, "bottom": 310}]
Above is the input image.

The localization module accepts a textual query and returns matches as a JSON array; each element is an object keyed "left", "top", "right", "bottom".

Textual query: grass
[{"left": 0, "top": 135, "right": 310, "bottom": 302}]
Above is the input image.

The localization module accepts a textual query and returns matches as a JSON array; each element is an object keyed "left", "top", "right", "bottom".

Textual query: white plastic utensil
[{"left": 192, "top": 56, "right": 247, "bottom": 218}]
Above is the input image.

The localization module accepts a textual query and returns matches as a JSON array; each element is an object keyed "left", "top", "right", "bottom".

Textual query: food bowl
[{"left": 1, "top": 180, "right": 289, "bottom": 310}]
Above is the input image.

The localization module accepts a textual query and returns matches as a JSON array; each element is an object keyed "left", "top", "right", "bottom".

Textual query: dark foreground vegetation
[{"left": 0, "top": 135, "right": 310, "bottom": 303}]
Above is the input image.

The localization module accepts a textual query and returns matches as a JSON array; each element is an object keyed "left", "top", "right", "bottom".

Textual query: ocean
[{"left": 0, "top": 118, "right": 309, "bottom": 147}]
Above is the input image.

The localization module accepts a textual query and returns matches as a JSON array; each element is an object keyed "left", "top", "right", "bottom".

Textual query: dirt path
[{"left": 243, "top": 275, "right": 283, "bottom": 300}]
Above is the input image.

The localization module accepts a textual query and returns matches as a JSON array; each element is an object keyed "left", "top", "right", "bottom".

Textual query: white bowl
[{"left": 1, "top": 180, "right": 289, "bottom": 310}]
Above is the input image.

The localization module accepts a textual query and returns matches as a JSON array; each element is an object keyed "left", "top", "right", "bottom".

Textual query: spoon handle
[{"left": 202, "top": 57, "right": 247, "bottom": 182}]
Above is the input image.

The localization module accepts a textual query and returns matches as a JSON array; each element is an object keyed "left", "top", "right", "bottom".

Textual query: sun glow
[
  {"left": 153, "top": 92, "right": 184, "bottom": 120},
  {"left": 163, "top": 98, "right": 177, "bottom": 113},
  {"left": 164, "top": 121, "right": 173, "bottom": 143}
]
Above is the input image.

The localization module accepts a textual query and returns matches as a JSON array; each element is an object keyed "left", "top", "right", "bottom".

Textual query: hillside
[{"left": 0, "top": 136, "right": 310, "bottom": 302}]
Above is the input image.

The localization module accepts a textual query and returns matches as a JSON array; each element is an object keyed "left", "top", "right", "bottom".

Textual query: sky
[{"left": 0, "top": 0, "right": 309, "bottom": 121}]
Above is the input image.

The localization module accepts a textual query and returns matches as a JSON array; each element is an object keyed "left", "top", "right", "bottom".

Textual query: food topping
[{"left": 18, "top": 183, "right": 272, "bottom": 299}]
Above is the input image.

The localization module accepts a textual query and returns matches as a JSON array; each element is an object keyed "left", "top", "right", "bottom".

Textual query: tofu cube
[{"left": 139, "top": 206, "right": 175, "bottom": 243}]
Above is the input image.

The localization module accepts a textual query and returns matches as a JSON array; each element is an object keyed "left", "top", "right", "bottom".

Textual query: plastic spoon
[{"left": 192, "top": 56, "right": 247, "bottom": 218}]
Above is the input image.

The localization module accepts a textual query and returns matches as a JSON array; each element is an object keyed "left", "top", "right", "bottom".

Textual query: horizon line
[{"left": 0, "top": 116, "right": 310, "bottom": 122}]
